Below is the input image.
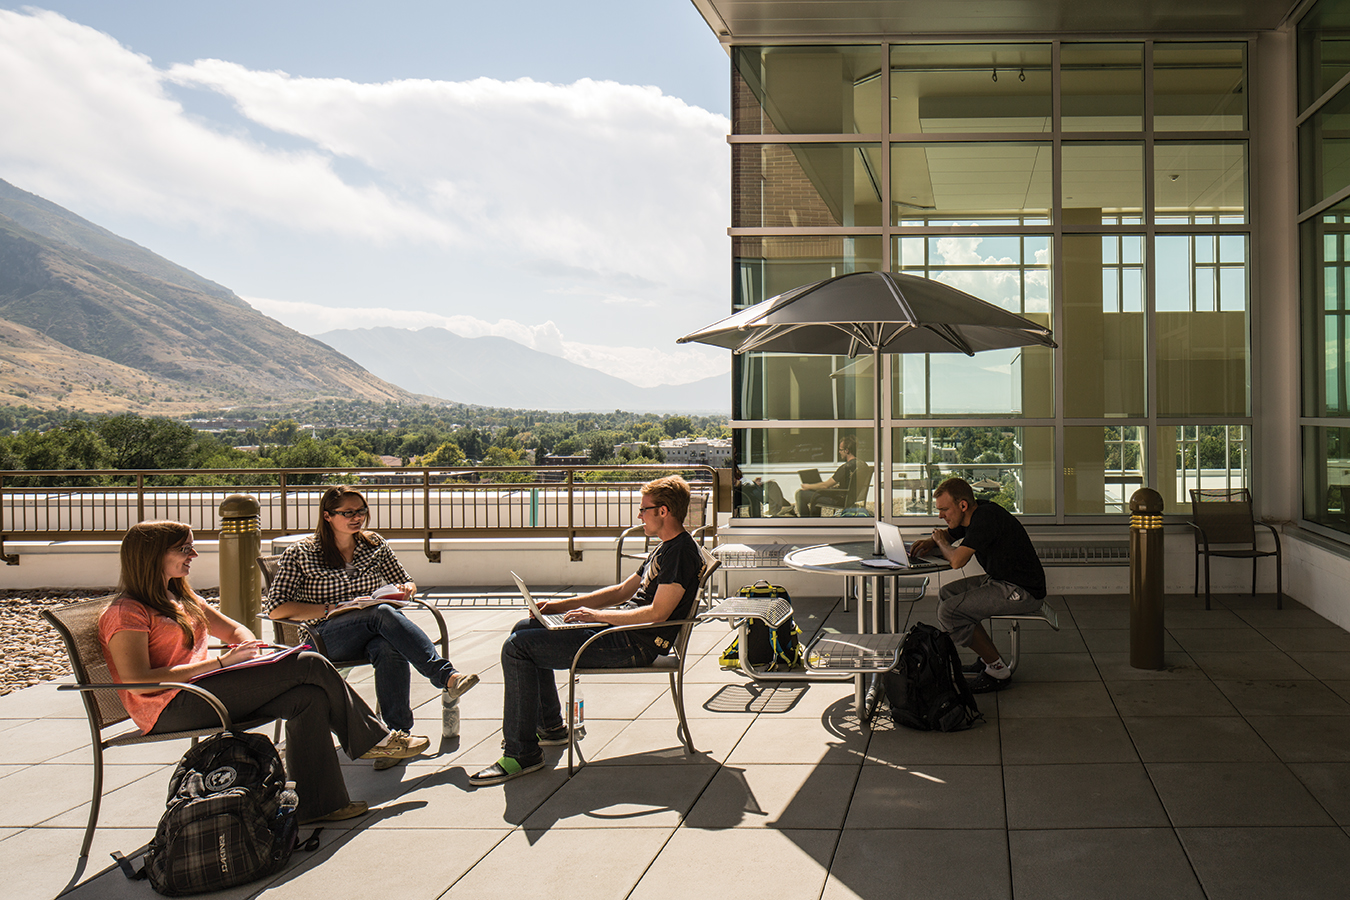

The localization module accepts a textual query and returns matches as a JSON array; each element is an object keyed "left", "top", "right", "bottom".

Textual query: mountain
[
  {"left": 0, "top": 179, "right": 425, "bottom": 414},
  {"left": 314, "top": 326, "right": 730, "bottom": 412}
]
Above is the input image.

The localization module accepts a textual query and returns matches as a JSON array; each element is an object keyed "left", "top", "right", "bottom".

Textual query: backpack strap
[{"left": 110, "top": 850, "right": 146, "bottom": 881}]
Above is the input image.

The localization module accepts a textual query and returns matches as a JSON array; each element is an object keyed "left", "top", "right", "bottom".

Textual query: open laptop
[
  {"left": 796, "top": 467, "right": 822, "bottom": 484},
  {"left": 510, "top": 571, "right": 595, "bottom": 630},
  {"left": 862, "top": 521, "right": 948, "bottom": 571}
]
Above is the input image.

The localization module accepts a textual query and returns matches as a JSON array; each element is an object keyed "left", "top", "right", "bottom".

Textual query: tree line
[{"left": 0, "top": 404, "right": 729, "bottom": 487}]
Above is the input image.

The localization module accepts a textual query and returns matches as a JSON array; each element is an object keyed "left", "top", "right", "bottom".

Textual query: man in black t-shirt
[
  {"left": 469, "top": 475, "right": 706, "bottom": 786},
  {"left": 795, "top": 435, "right": 860, "bottom": 516},
  {"left": 910, "top": 477, "right": 1046, "bottom": 693}
]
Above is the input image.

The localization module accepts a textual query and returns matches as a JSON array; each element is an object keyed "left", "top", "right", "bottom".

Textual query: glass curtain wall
[
  {"left": 1299, "top": 0, "right": 1350, "bottom": 536},
  {"left": 730, "top": 41, "right": 1251, "bottom": 520}
]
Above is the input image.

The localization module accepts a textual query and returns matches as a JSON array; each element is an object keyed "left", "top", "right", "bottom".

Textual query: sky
[{"left": 0, "top": 2, "right": 734, "bottom": 387}]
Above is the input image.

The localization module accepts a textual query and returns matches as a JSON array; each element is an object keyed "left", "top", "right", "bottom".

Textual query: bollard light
[
  {"left": 218, "top": 494, "right": 262, "bottom": 631},
  {"left": 1129, "top": 488, "right": 1165, "bottom": 670}
]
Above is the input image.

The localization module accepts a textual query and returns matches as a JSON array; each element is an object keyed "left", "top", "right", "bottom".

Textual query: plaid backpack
[{"left": 136, "top": 732, "right": 301, "bottom": 895}]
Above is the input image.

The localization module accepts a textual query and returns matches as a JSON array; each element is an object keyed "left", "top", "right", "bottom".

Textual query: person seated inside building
[{"left": 794, "top": 435, "right": 865, "bottom": 516}]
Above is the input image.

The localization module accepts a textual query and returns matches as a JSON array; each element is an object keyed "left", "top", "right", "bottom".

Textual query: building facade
[{"left": 692, "top": 0, "right": 1350, "bottom": 621}]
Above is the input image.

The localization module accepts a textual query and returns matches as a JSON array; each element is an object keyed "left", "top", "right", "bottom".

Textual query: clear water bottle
[
  {"left": 571, "top": 678, "right": 585, "bottom": 737},
  {"left": 442, "top": 691, "right": 460, "bottom": 739}
]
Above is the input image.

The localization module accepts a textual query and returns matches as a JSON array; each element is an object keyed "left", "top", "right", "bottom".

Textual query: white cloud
[
  {"left": 0, "top": 9, "right": 730, "bottom": 334},
  {"left": 244, "top": 295, "right": 729, "bottom": 387}
]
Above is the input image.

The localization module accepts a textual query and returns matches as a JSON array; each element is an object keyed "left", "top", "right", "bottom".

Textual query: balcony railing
[{"left": 0, "top": 464, "right": 726, "bottom": 565}]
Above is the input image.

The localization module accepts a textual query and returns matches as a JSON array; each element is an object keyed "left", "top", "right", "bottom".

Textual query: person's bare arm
[
  {"left": 535, "top": 571, "right": 641, "bottom": 616},
  {"left": 932, "top": 529, "right": 976, "bottom": 569},
  {"left": 107, "top": 612, "right": 264, "bottom": 692},
  {"left": 562, "top": 582, "right": 684, "bottom": 627}
]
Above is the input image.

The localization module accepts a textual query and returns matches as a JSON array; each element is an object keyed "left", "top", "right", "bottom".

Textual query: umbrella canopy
[
  {"left": 679, "top": 270, "right": 1057, "bottom": 544},
  {"left": 678, "top": 270, "right": 1057, "bottom": 358}
]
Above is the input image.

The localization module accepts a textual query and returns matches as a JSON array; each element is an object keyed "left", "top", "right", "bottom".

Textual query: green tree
[
  {"left": 97, "top": 414, "right": 196, "bottom": 471},
  {"left": 481, "top": 446, "right": 533, "bottom": 483},
  {"left": 421, "top": 441, "right": 467, "bottom": 467}
]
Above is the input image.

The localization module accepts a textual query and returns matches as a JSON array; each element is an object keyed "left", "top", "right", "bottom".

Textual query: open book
[
  {"left": 324, "top": 584, "right": 408, "bottom": 619},
  {"left": 190, "top": 643, "right": 308, "bottom": 682}
]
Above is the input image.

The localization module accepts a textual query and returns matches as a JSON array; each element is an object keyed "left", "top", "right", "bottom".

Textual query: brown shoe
[
  {"left": 443, "top": 672, "right": 480, "bottom": 701},
  {"left": 300, "top": 800, "right": 368, "bottom": 825},
  {"left": 361, "top": 730, "right": 431, "bottom": 762}
]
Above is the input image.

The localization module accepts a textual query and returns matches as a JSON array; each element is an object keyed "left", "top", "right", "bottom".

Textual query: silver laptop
[
  {"left": 862, "top": 522, "right": 947, "bottom": 571},
  {"left": 510, "top": 571, "right": 595, "bottom": 629}
]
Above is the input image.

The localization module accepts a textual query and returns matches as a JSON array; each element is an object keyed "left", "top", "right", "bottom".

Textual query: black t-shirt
[
  {"left": 948, "top": 499, "right": 1046, "bottom": 599},
  {"left": 634, "top": 530, "right": 705, "bottom": 651},
  {"left": 830, "top": 458, "right": 858, "bottom": 494}
]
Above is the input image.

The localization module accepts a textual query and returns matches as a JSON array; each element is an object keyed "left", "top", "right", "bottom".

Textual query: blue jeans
[
  {"left": 313, "top": 604, "right": 457, "bottom": 731},
  {"left": 501, "top": 617, "right": 657, "bottom": 762}
]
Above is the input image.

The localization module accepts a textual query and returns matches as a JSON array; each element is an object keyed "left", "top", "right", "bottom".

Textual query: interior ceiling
[{"left": 690, "top": 0, "right": 1305, "bottom": 39}]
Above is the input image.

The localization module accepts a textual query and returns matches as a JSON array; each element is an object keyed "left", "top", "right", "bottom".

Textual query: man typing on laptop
[
  {"left": 469, "top": 475, "right": 705, "bottom": 786},
  {"left": 794, "top": 435, "right": 860, "bottom": 517},
  {"left": 909, "top": 477, "right": 1046, "bottom": 694}
]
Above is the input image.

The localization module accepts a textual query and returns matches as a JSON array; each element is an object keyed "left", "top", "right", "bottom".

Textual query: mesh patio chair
[
  {"left": 1188, "top": 488, "right": 1283, "bottom": 610},
  {"left": 41, "top": 598, "right": 274, "bottom": 858},
  {"left": 567, "top": 545, "right": 720, "bottom": 776}
]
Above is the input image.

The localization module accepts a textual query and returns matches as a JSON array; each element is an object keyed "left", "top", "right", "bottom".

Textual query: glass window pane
[
  {"left": 890, "top": 44, "right": 1051, "bottom": 134},
  {"left": 1303, "top": 425, "right": 1350, "bottom": 534},
  {"left": 892, "top": 427, "right": 1053, "bottom": 515},
  {"left": 732, "top": 427, "right": 874, "bottom": 519},
  {"left": 736, "top": 353, "right": 875, "bottom": 422},
  {"left": 1298, "top": 0, "right": 1350, "bottom": 113},
  {"left": 892, "top": 143, "right": 1051, "bottom": 223},
  {"left": 1163, "top": 425, "right": 1250, "bottom": 515},
  {"left": 733, "top": 46, "right": 884, "bottom": 135},
  {"left": 1062, "top": 43, "right": 1143, "bottom": 132},
  {"left": 733, "top": 236, "right": 882, "bottom": 308},
  {"left": 1302, "top": 215, "right": 1350, "bottom": 418},
  {"left": 1065, "top": 426, "right": 1145, "bottom": 515},
  {"left": 1299, "top": 85, "right": 1350, "bottom": 211},
  {"left": 892, "top": 244, "right": 1053, "bottom": 417},
  {"left": 1153, "top": 43, "right": 1247, "bottom": 131},
  {"left": 1155, "top": 143, "right": 1248, "bottom": 222},
  {"left": 734, "top": 144, "right": 883, "bottom": 227},
  {"left": 1062, "top": 234, "right": 1147, "bottom": 418},
  {"left": 1156, "top": 235, "right": 1250, "bottom": 416},
  {"left": 1063, "top": 143, "right": 1144, "bottom": 218}
]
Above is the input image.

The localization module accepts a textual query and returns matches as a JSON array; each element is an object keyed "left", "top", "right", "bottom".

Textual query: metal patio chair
[
  {"left": 42, "top": 598, "right": 274, "bottom": 858},
  {"left": 1188, "top": 488, "right": 1283, "bottom": 610},
  {"left": 566, "top": 545, "right": 720, "bottom": 775}
]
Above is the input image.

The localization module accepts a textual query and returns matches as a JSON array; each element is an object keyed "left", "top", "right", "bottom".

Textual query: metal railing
[{"left": 0, "top": 464, "right": 725, "bottom": 565}]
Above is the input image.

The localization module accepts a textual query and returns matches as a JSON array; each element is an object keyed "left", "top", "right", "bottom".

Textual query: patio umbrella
[{"left": 678, "top": 270, "right": 1057, "bottom": 546}]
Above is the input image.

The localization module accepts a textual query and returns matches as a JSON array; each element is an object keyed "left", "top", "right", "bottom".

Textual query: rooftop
[{"left": 5, "top": 585, "right": 1350, "bottom": 899}]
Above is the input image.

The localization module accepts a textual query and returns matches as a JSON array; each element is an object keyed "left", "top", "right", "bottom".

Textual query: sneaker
[
  {"left": 443, "top": 672, "right": 480, "bottom": 702},
  {"left": 468, "top": 756, "right": 545, "bottom": 786},
  {"left": 962, "top": 659, "right": 986, "bottom": 675},
  {"left": 536, "top": 723, "right": 571, "bottom": 746},
  {"left": 299, "top": 800, "right": 368, "bottom": 825},
  {"left": 967, "top": 672, "right": 1011, "bottom": 694},
  {"left": 361, "top": 730, "right": 431, "bottom": 762}
]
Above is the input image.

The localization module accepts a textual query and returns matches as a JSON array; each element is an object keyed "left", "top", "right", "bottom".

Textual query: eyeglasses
[
  {"left": 638, "top": 505, "right": 660, "bottom": 516},
  {"left": 172, "top": 544, "right": 198, "bottom": 557},
  {"left": 330, "top": 507, "right": 369, "bottom": 519}
]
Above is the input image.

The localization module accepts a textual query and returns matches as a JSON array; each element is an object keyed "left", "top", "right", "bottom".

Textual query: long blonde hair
[{"left": 117, "top": 521, "right": 205, "bottom": 646}]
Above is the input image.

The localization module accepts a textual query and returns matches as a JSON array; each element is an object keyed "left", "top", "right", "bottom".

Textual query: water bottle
[
  {"left": 571, "top": 678, "right": 585, "bottom": 737},
  {"left": 442, "top": 692, "right": 460, "bottom": 739}
]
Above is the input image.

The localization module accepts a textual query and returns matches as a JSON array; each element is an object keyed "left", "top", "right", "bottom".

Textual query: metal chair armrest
[
  {"left": 567, "top": 618, "right": 702, "bottom": 674},
  {"left": 1254, "top": 520, "right": 1282, "bottom": 552},
  {"left": 58, "top": 680, "right": 236, "bottom": 729},
  {"left": 404, "top": 595, "right": 450, "bottom": 658}
]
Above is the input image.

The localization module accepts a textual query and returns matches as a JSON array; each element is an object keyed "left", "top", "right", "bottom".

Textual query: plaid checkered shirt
[{"left": 263, "top": 533, "right": 411, "bottom": 625}]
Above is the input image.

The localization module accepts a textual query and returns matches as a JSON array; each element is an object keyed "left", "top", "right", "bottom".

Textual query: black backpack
[
  {"left": 883, "top": 622, "right": 983, "bottom": 732},
  {"left": 124, "top": 732, "right": 302, "bottom": 896},
  {"left": 719, "top": 581, "right": 802, "bottom": 671}
]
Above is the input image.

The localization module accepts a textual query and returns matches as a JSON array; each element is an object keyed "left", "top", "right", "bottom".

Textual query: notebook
[
  {"left": 861, "top": 521, "right": 948, "bottom": 571},
  {"left": 511, "top": 571, "right": 596, "bottom": 630},
  {"left": 796, "top": 467, "right": 822, "bottom": 483}
]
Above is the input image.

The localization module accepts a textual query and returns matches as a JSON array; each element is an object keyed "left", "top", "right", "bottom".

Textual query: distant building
[{"left": 658, "top": 437, "right": 732, "bottom": 468}]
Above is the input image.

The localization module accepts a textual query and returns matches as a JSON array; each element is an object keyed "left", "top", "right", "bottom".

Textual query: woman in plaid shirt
[{"left": 265, "top": 487, "right": 479, "bottom": 764}]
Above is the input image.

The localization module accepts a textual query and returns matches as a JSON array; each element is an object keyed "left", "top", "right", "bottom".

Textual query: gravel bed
[{"left": 0, "top": 589, "right": 220, "bottom": 696}]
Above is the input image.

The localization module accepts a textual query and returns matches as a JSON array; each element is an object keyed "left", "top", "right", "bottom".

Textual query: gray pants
[{"left": 937, "top": 575, "right": 1043, "bottom": 648}]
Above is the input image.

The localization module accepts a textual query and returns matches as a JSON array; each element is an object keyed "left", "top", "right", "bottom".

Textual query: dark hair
[
  {"left": 934, "top": 476, "right": 976, "bottom": 507},
  {"left": 840, "top": 435, "right": 857, "bottom": 456},
  {"left": 315, "top": 486, "right": 374, "bottom": 569},
  {"left": 117, "top": 520, "right": 205, "bottom": 646},
  {"left": 641, "top": 474, "right": 691, "bottom": 524}
]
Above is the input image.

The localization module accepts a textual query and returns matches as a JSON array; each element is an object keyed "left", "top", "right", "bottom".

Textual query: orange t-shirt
[{"left": 97, "top": 596, "right": 207, "bottom": 733}]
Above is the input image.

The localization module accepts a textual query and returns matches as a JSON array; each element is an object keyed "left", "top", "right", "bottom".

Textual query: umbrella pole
[{"left": 874, "top": 345, "right": 884, "bottom": 556}]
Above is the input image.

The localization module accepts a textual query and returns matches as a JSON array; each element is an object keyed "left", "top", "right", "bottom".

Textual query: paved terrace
[{"left": 4, "top": 587, "right": 1350, "bottom": 900}]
